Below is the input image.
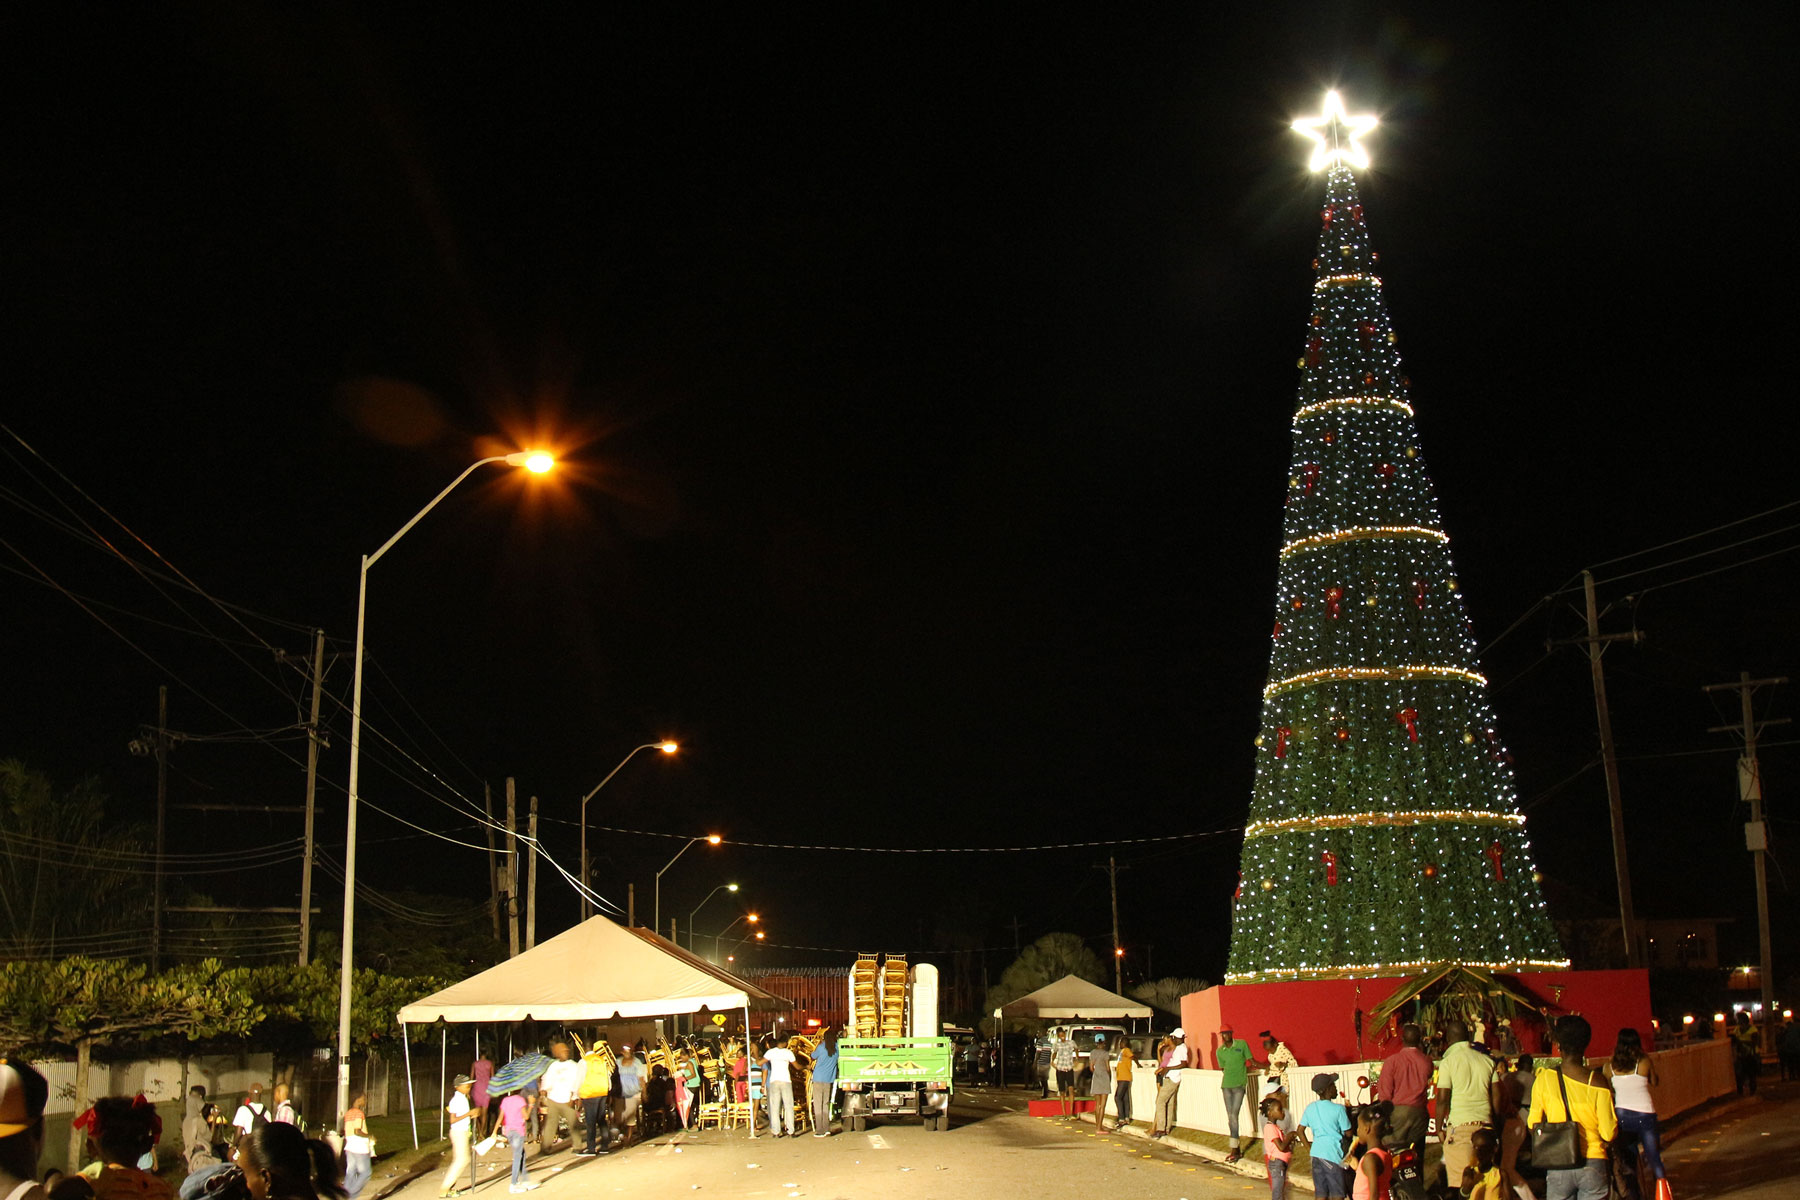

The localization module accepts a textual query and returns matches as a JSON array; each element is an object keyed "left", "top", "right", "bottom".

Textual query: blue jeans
[
  {"left": 1544, "top": 1159, "right": 1608, "bottom": 1200},
  {"left": 1268, "top": 1157, "right": 1288, "bottom": 1200},
  {"left": 508, "top": 1131, "right": 528, "bottom": 1187},
  {"left": 344, "top": 1152, "right": 371, "bottom": 1199},
  {"left": 1221, "top": 1086, "right": 1247, "bottom": 1140},
  {"left": 1617, "top": 1108, "right": 1665, "bottom": 1180},
  {"left": 1311, "top": 1155, "right": 1349, "bottom": 1199}
]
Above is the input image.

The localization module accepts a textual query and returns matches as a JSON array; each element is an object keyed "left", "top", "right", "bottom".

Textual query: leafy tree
[
  {"left": 983, "top": 932, "right": 1105, "bottom": 1034},
  {"left": 1128, "top": 976, "right": 1211, "bottom": 1019},
  {"left": 0, "top": 957, "right": 261, "bottom": 1169},
  {"left": 0, "top": 760, "right": 148, "bottom": 957},
  {"left": 247, "top": 960, "right": 441, "bottom": 1059}
]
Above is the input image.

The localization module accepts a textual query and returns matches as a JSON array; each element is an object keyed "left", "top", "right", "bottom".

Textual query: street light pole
[
  {"left": 687, "top": 883, "right": 739, "bottom": 950},
  {"left": 579, "top": 742, "right": 678, "bottom": 921},
  {"left": 335, "top": 450, "right": 552, "bottom": 1121},
  {"left": 653, "top": 833, "right": 721, "bottom": 935},
  {"left": 711, "top": 912, "right": 758, "bottom": 961}
]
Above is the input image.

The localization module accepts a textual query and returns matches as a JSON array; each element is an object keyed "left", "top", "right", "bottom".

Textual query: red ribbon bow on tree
[
  {"left": 1301, "top": 463, "right": 1319, "bottom": 494},
  {"left": 1395, "top": 707, "right": 1420, "bottom": 742},
  {"left": 1321, "top": 849, "right": 1338, "bottom": 887},
  {"left": 1486, "top": 842, "right": 1505, "bottom": 881},
  {"left": 1325, "top": 586, "right": 1344, "bottom": 618},
  {"left": 1413, "top": 579, "right": 1427, "bottom": 609},
  {"left": 1274, "top": 726, "right": 1291, "bottom": 758}
]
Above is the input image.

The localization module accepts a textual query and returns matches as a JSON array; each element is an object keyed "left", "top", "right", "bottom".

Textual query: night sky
[{"left": 7, "top": 4, "right": 1797, "bottom": 989}]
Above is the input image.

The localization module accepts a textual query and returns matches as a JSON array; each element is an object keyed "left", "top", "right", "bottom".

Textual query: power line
[
  {"left": 1587, "top": 498, "right": 1800, "bottom": 571},
  {"left": 560, "top": 818, "right": 1245, "bottom": 854}
]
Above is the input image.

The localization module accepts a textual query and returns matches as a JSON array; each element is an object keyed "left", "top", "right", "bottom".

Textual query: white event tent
[{"left": 394, "top": 915, "right": 789, "bottom": 1143}]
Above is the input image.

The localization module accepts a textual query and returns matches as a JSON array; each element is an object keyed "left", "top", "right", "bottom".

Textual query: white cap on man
[{"left": 1170, "top": 1027, "right": 1186, "bottom": 1039}]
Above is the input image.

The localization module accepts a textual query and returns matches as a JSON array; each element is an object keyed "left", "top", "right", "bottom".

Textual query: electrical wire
[
  {"left": 559, "top": 818, "right": 1245, "bottom": 854},
  {"left": 1593, "top": 520, "right": 1800, "bottom": 588},
  {"left": 1586, "top": 498, "right": 1800, "bottom": 571}
]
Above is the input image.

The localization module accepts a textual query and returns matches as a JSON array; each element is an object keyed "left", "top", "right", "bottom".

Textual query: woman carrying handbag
[{"left": 1526, "top": 1016, "right": 1619, "bottom": 1200}]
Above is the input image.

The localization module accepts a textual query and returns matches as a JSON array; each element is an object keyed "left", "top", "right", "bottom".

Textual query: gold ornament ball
[
  {"left": 1254, "top": 735, "right": 1265, "bottom": 747},
  {"left": 1462, "top": 731, "right": 1476, "bottom": 744},
  {"left": 1260, "top": 879, "right": 1275, "bottom": 891},
  {"left": 1365, "top": 595, "right": 1378, "bottom": 607},
  {"left": 1404, "top": 447, "right": 1417, "bottom": 458}
]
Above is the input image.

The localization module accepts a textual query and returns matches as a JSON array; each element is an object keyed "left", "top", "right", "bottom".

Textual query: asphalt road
[
  {"left": 1663, "top": 1079, "right": 1799, "bottom": 1200},
  {"left": 388, "top": 1088, "right": 1259, "bottom": 1200}
]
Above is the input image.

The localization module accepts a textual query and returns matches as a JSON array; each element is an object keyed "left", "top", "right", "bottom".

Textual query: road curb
[{"left": 1076, "top": 1113, "right": 1318, "bottom": 1192}]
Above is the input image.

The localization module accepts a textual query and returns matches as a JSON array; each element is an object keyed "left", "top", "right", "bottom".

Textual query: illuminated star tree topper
[{"left": 1292, "top": 89, "right": 1379, "bottom": 172}]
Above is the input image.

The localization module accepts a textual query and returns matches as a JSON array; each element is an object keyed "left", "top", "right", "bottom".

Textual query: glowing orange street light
[
  {"left": 660, "top": 741, "right": 679, "bottom": 754},
  {"left": 656, "top": 831, "right": 724, "bottom": 935},
  {"left": 336, "top": 447, "right": 553, "bottom": 1120}
]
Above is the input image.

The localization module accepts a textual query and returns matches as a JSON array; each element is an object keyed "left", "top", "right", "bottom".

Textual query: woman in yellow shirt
[
  {"left": 1108, "top": 1042, "right": 1135, "bottom": 1131},
  {"left": 1526, "top": 1016, "right": 1618, "bottom": 1200}
]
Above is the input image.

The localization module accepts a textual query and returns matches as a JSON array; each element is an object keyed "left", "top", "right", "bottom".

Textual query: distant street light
[
  {"left": 654, "top": 833, "right": 721, "bottom": 937},
  {"left": 688, "top": 882, "right": 740, "bottom": 950},
  {"left": 712, "top": 912, "right": 758, "bottom": 960},
  {"left": 336, "top": 449, "right": 553, "bottom": 1121},
  {"left": 578, "top": 742, "right": 678, "bottom": 920}
]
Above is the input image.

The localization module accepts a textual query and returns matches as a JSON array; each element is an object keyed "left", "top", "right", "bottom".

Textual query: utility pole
[
  {"left": 152, "top": 685, "right": 168, "bottom": 974},
  {"left": 1553, "top": 571, "right": 1645, "bottom": 966},
  {"left": 483, "top": 783, "right": 500, "bottom": 941},
  {"left": 526, "top": 795, "right": 539, "bottom": 950},
  {"left": 1703, "top": 672, "right": 1787, "bottom": 1053},
  {"left": 1108, "top": 855, "right": 1123, "bottom": 994},
  {"left": 298, "top": 629, "right": 325, "bottom": 966},
  {"left": 1006, "top": 916, "right": 1023, "bottom": 952},
  {"left": 628, "top": 883, "right": 635, "bottom": 928},
  {"left": 504, "top": 778, "right": 519, "bottom": 957}
]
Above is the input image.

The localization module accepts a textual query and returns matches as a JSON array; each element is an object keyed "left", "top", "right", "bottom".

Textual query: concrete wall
[{"left": 1100, "top": 1040, "right": 1735, "bottom": 1138}]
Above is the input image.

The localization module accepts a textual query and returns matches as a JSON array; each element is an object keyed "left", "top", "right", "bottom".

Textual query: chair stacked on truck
[
  {"left": 879, "top": 953, "right": 909, "bottom": 1036},
  {"left": 852, "top": 953, "right": 881, "bottom": 1037}
]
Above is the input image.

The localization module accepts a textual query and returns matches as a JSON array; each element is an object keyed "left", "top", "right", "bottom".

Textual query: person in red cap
[{"left": 0, "top": 1058, "right": 51, "bottom": 1200}]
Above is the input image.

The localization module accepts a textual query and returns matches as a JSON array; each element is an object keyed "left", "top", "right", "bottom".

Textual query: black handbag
[{"left": 1528, "top": 1066, "right": 1584, "bottom": 1170}]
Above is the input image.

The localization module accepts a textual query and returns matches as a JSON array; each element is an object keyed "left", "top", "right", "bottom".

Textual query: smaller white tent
[{"left": 993, "top": 973, "right": 1152, "bottom": 1021}]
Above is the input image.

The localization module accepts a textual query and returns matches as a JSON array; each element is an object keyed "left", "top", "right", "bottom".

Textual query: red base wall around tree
[{"left": 1181, "top": 969, "right": 1652, "bottom": 1067}]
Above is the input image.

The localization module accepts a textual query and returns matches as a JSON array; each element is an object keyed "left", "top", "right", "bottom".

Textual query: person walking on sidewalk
[
  {"left": 439, "top": 1075, "right": 476, "bottom": 1199},
  {"left": 498, "top": 1086, "right": 538, "bottom": 1194},
  {"left": 763, "top": 1034, "right": 798, "bottom": 1137},
  {"left": 1150, "top": 1029, "right": 1189, "bottom": 1139},
  {"left": 1527, "top": 1016, "right": 1617, "bottom": 1200},
  {"left": 1216, "top": 1024, "right": 1262, "bottom": 1163}
]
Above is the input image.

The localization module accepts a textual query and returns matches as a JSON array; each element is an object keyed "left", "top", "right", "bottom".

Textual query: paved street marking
[{"left": 867, "top": 1133, "right": 890, "bottom": 1150}]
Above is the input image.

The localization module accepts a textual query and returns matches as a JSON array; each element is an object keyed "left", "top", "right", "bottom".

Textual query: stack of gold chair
[
  {"left": 851, "top": 954, "right": 881, "bottom": 1037},
  {"left": 879, "top": 954, "right": 909, "bottom": 1036}
]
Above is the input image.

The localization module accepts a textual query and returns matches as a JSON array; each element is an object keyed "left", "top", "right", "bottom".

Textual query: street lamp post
[
  {"left": 686, "top": 882, "right": 739, "bottom": 950},
  {"left": 335, "top": 449, "right": 552, "bottom": 1121},
  {"left": 711, "top": 912, "right": 758, "bottom": 960},
  {"left": 579, "top": 742, "right": 678, "bottom": 921},
  {"left": 653, "top": 833, "right": 721, "bottom": 936}
]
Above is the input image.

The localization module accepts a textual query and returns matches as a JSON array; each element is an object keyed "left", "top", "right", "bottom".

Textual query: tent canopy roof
[
  {"left": 397, "top": 915, "right": 792, "bottom": 1024},
  {"left": 994, "top": 974, "right": 1152, "bottom": 1020}
]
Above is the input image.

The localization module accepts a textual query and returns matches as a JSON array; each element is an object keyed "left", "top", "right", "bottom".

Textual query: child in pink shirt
[
  {"left": 499, "top": 1092, "right": 537, "bottom": 1193},
  {"left": 1261, "top": 1094, "right": 1298, "bottom": 1199}
]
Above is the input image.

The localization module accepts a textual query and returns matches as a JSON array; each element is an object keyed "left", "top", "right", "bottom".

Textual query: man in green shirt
[
  {"left": 1434, "top": 1020, "right": 1501, "bottom": 1189},
  {"left": 1214, "top": 1024, "right": 1262, "bottom": 1163}
]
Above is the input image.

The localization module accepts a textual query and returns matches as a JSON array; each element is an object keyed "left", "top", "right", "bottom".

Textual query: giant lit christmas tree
[{"left": 1226, "top": 93, "right": 1566, "bottom": 983}]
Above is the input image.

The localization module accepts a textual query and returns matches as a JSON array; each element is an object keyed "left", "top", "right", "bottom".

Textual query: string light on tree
[{"left": 1226, "top": 91, "right": 1566, "bottom": 984}]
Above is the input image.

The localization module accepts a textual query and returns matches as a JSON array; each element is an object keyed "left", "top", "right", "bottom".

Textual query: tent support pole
[
  {"left": 439, "top": 1024, "right": 447, "bottom": 1141},
  {"left": 403, "top": 1024, "right": 419, "bottom": 1149},
  {"left": 744, "top": 1004, "right": 754, "bottom": 1139}
]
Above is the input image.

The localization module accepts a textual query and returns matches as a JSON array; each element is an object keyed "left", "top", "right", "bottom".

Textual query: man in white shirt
[
  {"left": 763, "top": 1035, "right": 797, "bottom": 1137},
  {"left": 231, "top": 1084, "right": 268, "bottom": 1136},
  {"left": 1151, "top": 1028, "right": 1189, "bottom": 1139},
  {"left": 538, "top": 1041, "right": 584, "bottom": 1152},
  {"left": 440, "top": 1074, "right": 475, "bottom": 1199}
]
